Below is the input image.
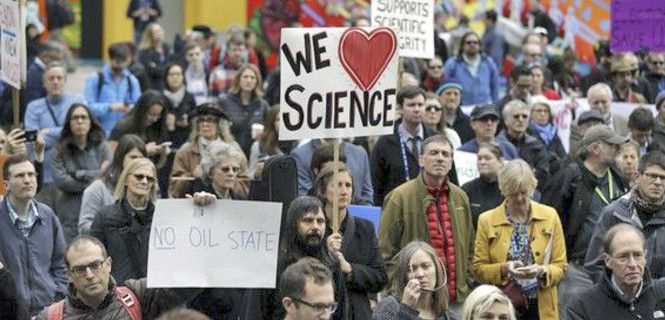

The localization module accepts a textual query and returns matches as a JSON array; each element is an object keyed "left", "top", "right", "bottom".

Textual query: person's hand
[
  {"left": 517, "top": 264, "right": 545, "bottom": 279},
  {"left": 326, "top": 233, "right": 343, "bottom": 252},
  {"left": 187, "top": 191, "right": 216, "bottom": 206},
  {"left": 6, "top": 129, "right": 27, "bottom": 155},
  {"left": 193, "top": 165, "right": 203, "bottom": 178},
  {"left": 110, "top": 103, "right": 130, "bottom": 114},
  {"left": 34, "top": 132, "right": 46, "bottom": 161},
  {"left": 502, "top": 260, "right": 527, "bottom": 278},
  {"left": 254, "top": 161, "right": 266, "bottom": 178},
  {"left": 332, "top": 251, "right": 353, "bottom": 274},
  {"left": 0, "top": 260, "right": 4, "bottom": 269},
  {"left": 401, "top": 279, "right": 421, "bottom": 308},
  {"left": 145, "top": 142, "right": 161, "bottom": 156}
]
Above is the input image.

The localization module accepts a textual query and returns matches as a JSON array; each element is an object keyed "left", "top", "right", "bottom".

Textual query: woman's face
[
  {"left": 531, "top": 68, "right": 544, "bottom": 90},
  {"left": 146, "top": 104, "right": 163, "bottom": 126},
  {"left": 324, "top": 171, "right": 353, "bottom": 212},
  {"left": 530, "top": 103, "right": 551, "bottom": 125},
  {"left": 423, "top": 98, "right": 443, "bottom": 128},
  {"left": 69, "top": 106, "right": 91, "bottom": 138},
  {"left": 426, "top": 58, "right": 444, "bottom": 79},
  {"left": 126, "top": 165, "right": 155, "bottom": 199},
  {"left": 617, "top": 146, "right": 639, "bottom": 178},
  {"left": 150, "top": 24, "right": 165, "bottom": 43},
  {"left": 197, "top": 115, "right": 220, "bottom": 140},
  {"left": 474, "top": 301, "right": 512, "bottom": 320},
  {"left": 505, "top": 187, "right": 531, "bottom": 215},
  {"left": 166, "top": 65, "right": 184, "bottom": 90},
  {"left": 239, "top": 68, "right": 258, "bottom": 93},
  {"left": 122, "top": 147, "right": 145, "bottom": 169},
  {"left": 407, "top": 249, "right": 437, "bottom": 291},
  {"left": 211, "top": 157, "right": 240, "bottom": 191},
  {"left": 477, "top": 147, "right": 501, "bottom": 177}
]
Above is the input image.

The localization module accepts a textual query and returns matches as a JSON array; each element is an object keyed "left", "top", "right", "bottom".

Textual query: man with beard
[
  {"left": 585, "top": 152, "right": 665, "bottom": 280},
  {"left": 273, "top": 196, "right": 347, "bottom": 320},
  {"left": 85, "top": 43, "right": 141, "bottom": 136}
]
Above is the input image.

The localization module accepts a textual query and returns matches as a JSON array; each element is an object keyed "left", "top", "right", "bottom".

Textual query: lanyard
[{"left": 594, "top": 170, "right": 614, "bottom": 205}]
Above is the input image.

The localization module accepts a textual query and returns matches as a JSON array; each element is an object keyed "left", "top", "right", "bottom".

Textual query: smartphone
[{"left": 23, "top": 130, "right": 38, "bottom": 142}]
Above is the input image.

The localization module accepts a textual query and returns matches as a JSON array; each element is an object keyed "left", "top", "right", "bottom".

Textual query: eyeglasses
[
  {"left": 428, "top": 65, "right": 443, "bottom": 70},
  {"left": 71, "top": 115, "right": 89, "bottom": 122},
  {"left": 69, "top": 259, "right": 107, "bottom": 277},
  {"left": 642, "top": 172, "right": 665, "bottom": 183},
  {"left": 197, "top": 115, "right": 220, "bottom": 123},
  {"left": 513, "top": 114, "right": 529, "bottom": 120},
  {"left": 425, "top": 105, "right": 442, "bottom": 112},
  {"left": 650, "top": 61, "right": 665, "bottom": 65},
  {"left": 219, "top": 166, "right": 240, "bottom": 173},
  {"left": 609, "top": 251, "right": 646, "bottom": 264},
  {"left": 292, "top": 297, "right": 338, "bottom": 315},
  {"left": 133, "top": 173, "right": 156, "bottom": 183}
]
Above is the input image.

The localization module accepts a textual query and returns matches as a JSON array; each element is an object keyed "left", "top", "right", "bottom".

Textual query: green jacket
[{"left": 379, "top": 174, "right": 475, "bottom": 302}]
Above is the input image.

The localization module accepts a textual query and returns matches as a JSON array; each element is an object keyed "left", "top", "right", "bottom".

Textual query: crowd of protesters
[{"left": 1, "top": 1, "right": 665, "bottom": 319}]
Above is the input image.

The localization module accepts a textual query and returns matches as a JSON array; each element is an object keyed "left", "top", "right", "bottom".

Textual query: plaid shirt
[{"left": 6, "top": 198, "right": 39, "bottom": 237}]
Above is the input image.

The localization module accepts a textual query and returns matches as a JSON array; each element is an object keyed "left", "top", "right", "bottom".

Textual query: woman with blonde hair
[
  {"left": 373, "top": 241, "right": 451, "bottom": 320},
  {"left": 473, "top": 159, "right": 567, "bottom": 320},
  {"left": 461, "top": 285, "right": 516, "bottom": 320},
  {"left": 138, "top": 22, "right": 170, "bottom": 90}
]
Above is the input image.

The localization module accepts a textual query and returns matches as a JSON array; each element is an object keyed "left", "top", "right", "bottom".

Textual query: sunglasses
[
  {"left": 219, "top": 166, "right": 240, "bottom": 173},
  {"left": 426, "top": 105, "right": 442, "bottom": 112},
  {"left": 651, "top": 61, "right": 665, "bottom": 65},
  {"left": 133, "top": 173, "right": 156, "bottom": 183}
]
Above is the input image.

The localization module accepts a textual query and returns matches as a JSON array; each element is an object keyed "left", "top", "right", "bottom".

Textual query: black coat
[
  {"left": 0, "top": 266, "right": 18, "bottom": 320},
  {"left": 461, "top": 175, "right": 503, "bottom": 229},
  {"left": 326, "top": 214, "right": 388, "bottom": 320},
  {"left": 528, "top": 127, "right": 567, "bottom": 175},
  {"left": 90, "top": 199, "right": 154, "bottom": 283},
  {"left": 564, "top": 271, "right": 665, "bottom": 320},
  {"left": 498, "top": 131, "right": 551, "bottom": 190}
]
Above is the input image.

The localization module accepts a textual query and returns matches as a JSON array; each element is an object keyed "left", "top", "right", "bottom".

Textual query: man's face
[
  {"left": 629, "top": 128, "right": 652, "bottom": 146},
  {"left": 511, "top": 75, "right": 532, "bottom": 101},
  {"left": 439, "top": 88, "right": 461, "bottom": 112},
  {"left": 522, "top": 45, "right": 542, "bottom": 65},
  {"left": 43, "top": 67, "right": 66, "bottom": 98},
  {"left": 227, "top": 43, "right": 246, "bottom": 67},
  {"left": 647, "top": 54, "right": 665, "bottom": 75},
  {"left": 595, "top": 142, "right": 620, "bottom": 166},
  {"left": 4, "top": 161, "right": 37, "bottom": 201},
  {"left": 110, "top": 57, "right": 130, "bottom": 74},
  {"left": 617, "top": 146, "right": 639, "bottom": 178},
  {"left": 604, "top": 230, "right": 646, "bottom": 293},
  {"left": 462, "top": 35, "right": 480, "bottom": 56},
  {"left": 297, "top": 209, "right": 325, "bottom": 247},
  {"left": 612, "top": 70, "right": 633, "bottom": 91},
  {"left": 419, "top": 141, "right": 453, "bottom": 180},
  {"left": 67, "top": 242, "right": 112, "bottom": 302},
  {"left": 636, "top": 165, "right": 665, "bottom": 203},
  {"left": 588, "top": 92, "right": 612, "bottom": 117},
  {"left": 471, "top": 116, "right": 499, "bottom": 140},
  {"left": 284, "top": 278, "right": 335, "bottom": 320},
  {"left": 186, "top": 46, "right": 204, "bottom": 65},
  {"left": 399, "top": 94, "right": 425, "bottom": 127},
  {"left": 505, "top": 107, "right": 530, "bottom": 137}
]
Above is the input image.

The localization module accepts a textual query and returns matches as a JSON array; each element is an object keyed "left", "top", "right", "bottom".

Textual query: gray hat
[
  {"left": 580, "top": 124, "right": 629, "bottom": 147},
  {"left": 470, "top": 103, "right": 500, "bottom": 121},
  {"left": 577, "top": 109, "right": 606, "bottom": 126}
]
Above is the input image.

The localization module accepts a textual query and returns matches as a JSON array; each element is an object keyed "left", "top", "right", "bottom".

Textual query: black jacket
[
  {"left": 0, "top": 266, "right": 18, "bottom": 320},
  {"left": 450, "top": 107, "right": 474, "bottom": 144},
  {"left": 541, "top": 161, "right": 627, "bottom": 261},
  {"left": 564, "top": 271, "right": 665, "bottom": 320},
  {"left": 90, "top": 199, "right": 154, "bottom": 283},
  {"left": 498, "top": 131, "right": 551, "bottom": 190},
  {"left": 370, "top": 121, "right": 437, "bottom": 205},
  {"left": 326, "top": 215, "right": 387, "bottom": 320},
  {"left": 528, "top": 126, "right": 567, "bottom": 175},
  {"left": 461, "top": 175, "right": 503, "bottom": 229}
]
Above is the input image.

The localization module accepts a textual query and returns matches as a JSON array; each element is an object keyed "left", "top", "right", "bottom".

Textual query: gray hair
[
  {"left": 502, "top": 99, "right": 529, "bottom": 120},
  {"left": 587, "top": 83, "right": 613, "bottom": 100}
]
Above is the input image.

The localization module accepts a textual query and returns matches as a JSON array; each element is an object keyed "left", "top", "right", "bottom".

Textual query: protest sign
[
  {"left": 347, "top": 205, "right": 381, "bottom": 235},
  {"left": 611, "top": 0, "right": 665, "bottom": 52},
  {"left": 279, "top": 27, "right": 399, "bottom": 141},
  {"left": 0, "top": 0, "right": 22, "bottom": 89},
  {"left": 147, "top": 199, "right": 282, "bottom": 288},
  {"left": 371, "top": 0, "right": 434, "bottom": 58},
  {"left": 454, "top": 150, "right": 479, "bottom": 186}
]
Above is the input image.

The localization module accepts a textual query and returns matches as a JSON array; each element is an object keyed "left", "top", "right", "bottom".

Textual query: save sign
[{"left": 279, "top": 27, "right": 399, "bottom": 141}]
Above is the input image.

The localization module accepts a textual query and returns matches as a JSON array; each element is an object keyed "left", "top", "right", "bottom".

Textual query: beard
[{"left": 295, "top": 233, "right": 324, "bottom": 256}]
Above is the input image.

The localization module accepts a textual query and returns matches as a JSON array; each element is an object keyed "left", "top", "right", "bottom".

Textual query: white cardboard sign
[
  {"left": 1, "top": 0, "right": 23, "bottom": 89},
  {"left": 454, "top": 150, "right": 479, "bottom": 186},
  {"left": 371, "top": 0, "right": 435, "bottom": 58},
  {"left": 147, "top": 199, "right": 282, "bottom": 288},
  {"left": 279, "top": 27, "right": 399, "bottom": 141}
]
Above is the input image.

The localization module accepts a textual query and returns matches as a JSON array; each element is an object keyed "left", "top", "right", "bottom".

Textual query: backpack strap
[
  {"left": 115, "top": 286, "right": 143, "bottom": 320},
  {"left": 96, "top": 71, "right": 104, "bottom": 101},
  {"left": 46, "top": 300, "right": 65, "bottom": 320}
]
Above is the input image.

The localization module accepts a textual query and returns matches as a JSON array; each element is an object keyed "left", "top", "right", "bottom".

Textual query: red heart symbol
[{"left": 339, "top": 28, "right": 397, "bottom": 92}]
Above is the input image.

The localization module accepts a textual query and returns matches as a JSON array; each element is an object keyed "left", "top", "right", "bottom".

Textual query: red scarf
[{"left": 425, "top": 180, "right": 457, "bottom": 300}]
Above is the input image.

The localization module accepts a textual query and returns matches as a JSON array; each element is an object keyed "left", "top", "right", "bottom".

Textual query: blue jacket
[
  {"left": 0, "top": 198, "right": 68, "bottom": 319},
  {"left": 23, "top": 93, "right": 86, "bottom": 184},
  {"left": 444, "top": 55, "right": 500, "bottom": 106},
  {"left": 85, "top": 64, "right": 141, "bottom": 136}
]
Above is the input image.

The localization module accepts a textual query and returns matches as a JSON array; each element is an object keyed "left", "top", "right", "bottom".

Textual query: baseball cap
[
  {"left": 580, "top": 124, "right": 629, "bottom": 147},
  {"left": 577, "top": 109, "right": 606, "bottom": 126},
  {"left": 470, "top": 103, "right": 500, "bottom": 121}
]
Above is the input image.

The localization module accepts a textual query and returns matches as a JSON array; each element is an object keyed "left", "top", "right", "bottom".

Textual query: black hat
[
  {"left": 470, "top": 103, "right": 500, "bottom": 121},
  {"left": 191, "top": 102, "right": 228, "bottom": 120},
  {"left": 577, "top": 109, "right": 605, "bottom": 126}
]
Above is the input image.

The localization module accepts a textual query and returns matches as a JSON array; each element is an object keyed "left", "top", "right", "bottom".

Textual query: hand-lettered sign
[
  {"left": 279, "top": 27, "right": 399, "bottom": 141},
  {"left": 371, "top": 0, "right": 434, "bottom": 59},
  {"left": 611, "top": 0, "right": 665, "bottom": 52},
  {"left": 454, "top": 150, "right": 479, "bottom": 186},
  {"left": 147, "top": 199, "right": 282, "bottom": 288},
  {"left": 0, "top": 0, "right": 23, "bottom": 89}
]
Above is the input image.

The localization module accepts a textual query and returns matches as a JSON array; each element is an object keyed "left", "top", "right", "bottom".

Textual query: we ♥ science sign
[{"left": 279, "top": 27, "right": 399, "bottom": 141}]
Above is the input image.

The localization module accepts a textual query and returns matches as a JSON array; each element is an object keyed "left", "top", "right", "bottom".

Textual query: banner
[
  {"left": 611, "top": 0, "right": 665, "bottom": 52},
  {"left": 279, "top": 27, "right": 399, "bottom": 140},
  {"left": 370, "top": 0, "right": 434, "bottom": 59},
  {"left": 454, "top": 150, "right": 479, "bottom": 186},
  {"left": 147, "top": 199, "right": 282, "bottom": 288},
  {"left": 0, "top": 0, "right": 23, "bottom": 89}
]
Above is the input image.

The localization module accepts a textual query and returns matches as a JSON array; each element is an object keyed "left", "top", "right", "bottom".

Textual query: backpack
[{"left": 46, "top": 286, "right": 142, "bottom": 320}]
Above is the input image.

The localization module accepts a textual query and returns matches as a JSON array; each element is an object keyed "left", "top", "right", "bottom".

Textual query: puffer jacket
[{"left": 584, "top": 191, "right": 665, "bottom": 280}]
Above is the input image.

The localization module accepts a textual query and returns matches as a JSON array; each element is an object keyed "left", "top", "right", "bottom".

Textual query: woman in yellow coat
[{"left": 473, "top": 159, "right": 567, "bottom": 320}]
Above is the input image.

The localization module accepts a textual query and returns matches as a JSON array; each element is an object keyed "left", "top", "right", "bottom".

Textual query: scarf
[
  {"left": 632, "top": 188, "right": 665, "bottom": 216},
  {"left": 163, "top": 86, "right": 186, "bottom": 109},
  {"left": 529, "top": 121, "right": 557, "bottom": 146}
]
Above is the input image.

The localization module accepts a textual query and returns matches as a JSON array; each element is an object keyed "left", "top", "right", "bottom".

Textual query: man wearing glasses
[
  {"left": 566, "top": 224, "right": 665, "bottom": 320},
  {"left": 35, "top": 234, "right": 201, "bottom": 319},
  {"left": 280, "top": 257, "right": 338, "bottom": 320},
  {"left": 0, "top": 154, "right": 67, "bottom": 319},
  {"left": 585, "top": 152, "right": 665, "bottom": 280}
]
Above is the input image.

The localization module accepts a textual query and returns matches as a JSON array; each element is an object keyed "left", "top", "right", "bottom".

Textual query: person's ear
[
  {"left": 603, "top": 252, "right": 611, "bottom": 268},
  {"left": 632, "top": 171, "right": 641, "bottom": 182},
  {"left": 282, "top": 297, "right": 295, "bottom": 312}
]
